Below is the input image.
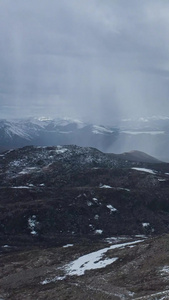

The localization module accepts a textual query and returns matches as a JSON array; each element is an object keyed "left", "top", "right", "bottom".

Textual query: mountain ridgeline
[{"left": 0, "top": 116, "right": 169, "bottom": 161}]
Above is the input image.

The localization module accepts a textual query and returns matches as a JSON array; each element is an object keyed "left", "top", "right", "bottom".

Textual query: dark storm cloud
[{"left": 0, "top": 0, "right": 169, "bottom": 123}]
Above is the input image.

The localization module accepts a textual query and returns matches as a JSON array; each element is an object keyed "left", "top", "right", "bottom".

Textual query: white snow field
[{"left": 42, "top": 239, "right": 143, "bottom": 284}]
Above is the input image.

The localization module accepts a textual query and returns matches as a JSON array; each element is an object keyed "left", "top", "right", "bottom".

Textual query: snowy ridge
[
  {"left": 0, "top": 120, "right": 32, "bottom": 140},
  {"left": 30, "top": 117, "right": 87, "bottom": 129},
  {"left": 92, "top": 125, "right": 114, "bottom": 135},
  {"left": 0, "top": 145, "right": 118, "bottom": 182},
  {"left": 0, "top": 117, "right": 88, "bottom": 142}
]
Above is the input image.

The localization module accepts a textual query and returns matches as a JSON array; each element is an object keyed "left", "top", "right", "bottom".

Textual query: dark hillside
[{"left": 0, "top": 145, "right": 169, "bottom": 248}]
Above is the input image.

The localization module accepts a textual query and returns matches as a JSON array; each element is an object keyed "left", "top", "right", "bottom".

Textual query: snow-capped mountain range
[{"left": 0, "top": 116, "right": 169, "bottom": 161}]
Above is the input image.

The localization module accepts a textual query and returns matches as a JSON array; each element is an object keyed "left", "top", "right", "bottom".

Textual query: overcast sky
[{"left": 0, "top": 0, "right": 169, "bottom": 124}]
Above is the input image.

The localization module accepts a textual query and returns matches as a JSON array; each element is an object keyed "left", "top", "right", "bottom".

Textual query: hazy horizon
[{"left": 1, "top": 1, "right": 169, "bottom": 124}]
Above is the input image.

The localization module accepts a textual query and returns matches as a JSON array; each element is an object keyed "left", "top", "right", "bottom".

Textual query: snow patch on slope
[
  {"left": 41, "top": 240, "right": 143, "bottom": 284},
  {"left": 100, "top": 184, "right": 112, "bottom": 189},
  {"left": 107, "top": 205, "right": 117, "bottom": 212},
  {"left": 55, "top": 146, "right": 68, "bottom": 154},
  {"left": 142, "top": 223, "right": 150, "bottom": 228},
  {"left": 132, "top": 167, "right": 157, "bottom": 174},
  {"left": 28, "top": 215, "right": 39, "bottom": 235}
]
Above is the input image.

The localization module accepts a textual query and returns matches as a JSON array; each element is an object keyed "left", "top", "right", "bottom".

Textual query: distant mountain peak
[
  {"left": 0, "top": 116, "right": 169, "bottom": 161},
  {"left": 119, "top": 150, "right": 162, "bottom": 163}
]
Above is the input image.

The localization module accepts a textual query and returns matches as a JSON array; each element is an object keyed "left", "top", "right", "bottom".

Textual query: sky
[{"left": 0, "top": 0, "right": 169, "bottom": 125}]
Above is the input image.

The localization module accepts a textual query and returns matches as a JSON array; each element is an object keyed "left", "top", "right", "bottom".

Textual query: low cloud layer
[{"left": 1, "top": 0, "right": 169, "bottom": 124}]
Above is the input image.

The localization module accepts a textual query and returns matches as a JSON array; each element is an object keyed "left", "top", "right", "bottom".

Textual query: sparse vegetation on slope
[{"left": 1, "top": 145, "right": 169, "bottom": 299}]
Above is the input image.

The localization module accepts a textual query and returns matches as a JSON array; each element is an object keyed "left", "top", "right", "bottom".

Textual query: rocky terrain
[
  {"left": 0, "top": 144, "right": 169, "bottom": 245},
  {"left": 1, "top": 235, "right": 169, "bottom": 299},
  {"left": 1, "top": 145, "right": 169, "bottom": 299}
]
